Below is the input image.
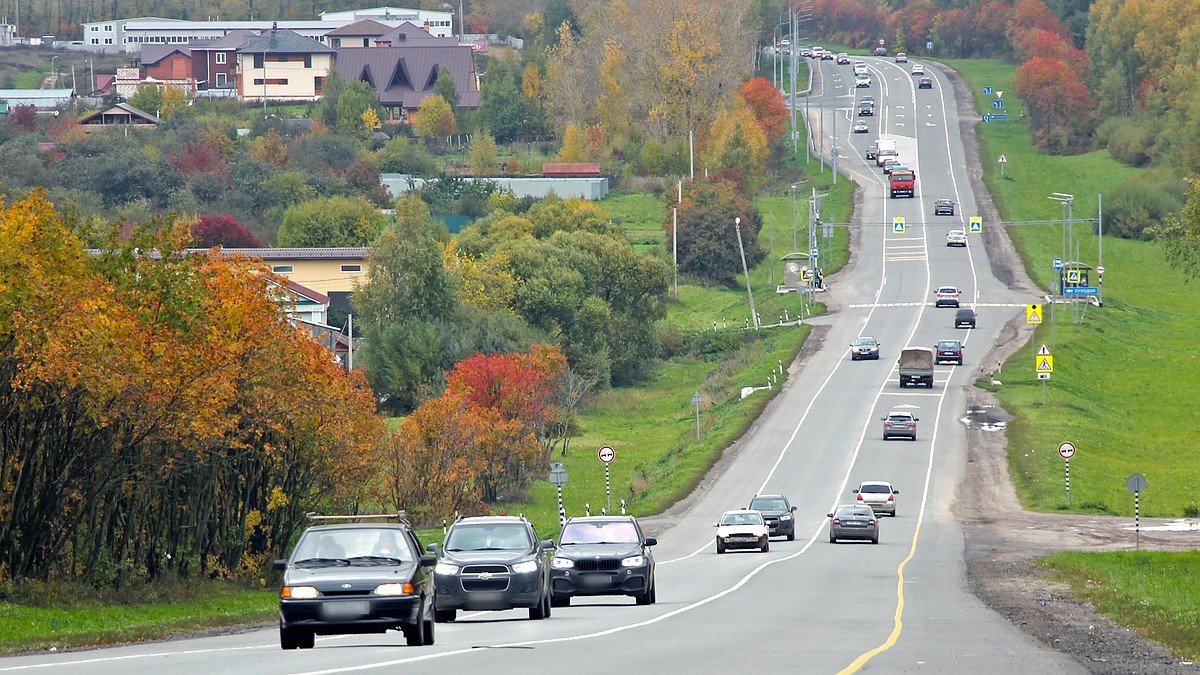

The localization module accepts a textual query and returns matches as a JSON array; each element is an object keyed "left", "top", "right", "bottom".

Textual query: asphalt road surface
[{"left": 0, "top": 57, "right": 1090, "bottom": 674}]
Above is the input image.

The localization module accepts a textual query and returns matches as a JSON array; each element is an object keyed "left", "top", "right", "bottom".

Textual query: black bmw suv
[
  {"left": 429, "top": 515, "right": 554, "bottom": 622},
  {"left": 274, "top": 516, "right": 436, "bottom": 650},
  {"left": 549, "top": 516, "right": 657, "bottom": 607},
  {"left": 748, "top": 494, "right": 798, "bottom": 540}
]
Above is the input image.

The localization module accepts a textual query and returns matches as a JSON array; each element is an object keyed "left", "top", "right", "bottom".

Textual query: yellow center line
[{"left": 837, "top": 521, "right": 923, "bottom": 674}]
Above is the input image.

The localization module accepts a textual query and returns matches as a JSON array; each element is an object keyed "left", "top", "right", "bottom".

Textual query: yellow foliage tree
[
  {"left": 557, "top": 123, "right": 588, "bottom": 162},
  {"left": 703, "top": 97, "right": 768, "bottom": 189},
  {"left": 443, "top": 240, "right": 517, "bottom": 312},
  {"left": 597, "top": 37, "right": 630, "bottom": 143},
  {"left": 415, "top": 94, "right": 457, "bottom": 137},
  {"left": 160, "top": 86, "right": 188, "bottom": 119},
  {"left": 361, "top": 107, "right": 381, "bottom": 131},
  {"left": 469, "top": 130, "right": 500, "bottom": 175}
]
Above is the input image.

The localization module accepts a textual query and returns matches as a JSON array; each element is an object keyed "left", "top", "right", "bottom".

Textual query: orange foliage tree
[{"left": 737, "top": 77, "right": 788, "bottom": 141}]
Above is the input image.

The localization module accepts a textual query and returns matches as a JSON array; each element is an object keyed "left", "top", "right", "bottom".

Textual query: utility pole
[
  {"left": 789, "top": 4, "right": 798, "bottom": 155},
  {"left": 735, "top": 217, "right": 759, "bottom": 330}
]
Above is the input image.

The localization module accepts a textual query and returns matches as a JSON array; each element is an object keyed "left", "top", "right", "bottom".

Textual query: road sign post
[
  {"left": 1059, "top": 442, "right": 1076, "bottom": 507},
  {"left": 549, "top": 462, "right": 568, "bottom": 527},
  {"left": 1126, "top": 473, "right": 1148, "bottom": 550},
  {"left": 598, "top": 446, "right": 615, "bottom": 512},
  {"left": 691, "top": 392, "right": 703, "bottom": 439}
]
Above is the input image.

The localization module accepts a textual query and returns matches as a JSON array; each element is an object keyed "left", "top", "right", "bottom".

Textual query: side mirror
[
  {"left": 272, "top": 559, "right": 288, "bottom": 571},
  {"left": 540, "top": 539, "right": 554, "bottom": 551},
  {"left": 914, "top": 418, "right": 920, "bottom": 421},
  {"left": 419, "top": 555, "right": 436, "bottom": 567},
  {"left": 880, "top": 416, "right": 887, "bottom": 421},
  {"left": 790, "top": 506, "right": 797, "bottom": 512},
  {"left": 425, "top": 542, "right": 439, "bottom": 555},
  {"left": 852, "top": 488, "right": 860, "bottom": 494},
  {"left": 645, "top": 536, "right": 657, "bottom": 547},
  {"left": 826, "top": 513, "right": 834, "bottom": 519},
  {"left": 893, "top": 489, "right": 900, "bottom": 494},
  {"left": 713, "top": 523, "right": 719, "bottom": 528}
]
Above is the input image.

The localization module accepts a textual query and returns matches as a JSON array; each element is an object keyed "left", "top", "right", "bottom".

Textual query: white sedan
[
  {"left": 911, "top": 63, "right": 926, "bottom": 75},
  {"left": 714, "top": 510, "right": 770, "bottom": 553},
  {"left": 946, "top": 230, "right": 968, "bottom": 246}
]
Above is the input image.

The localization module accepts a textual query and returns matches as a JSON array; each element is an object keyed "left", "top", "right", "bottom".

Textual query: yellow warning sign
[
  {"left": 1036, "top": 355, "right": 1054, "bottom": 373},
  {"left": 1026, "top": 304, "right": 1042, "bottom": 324}
]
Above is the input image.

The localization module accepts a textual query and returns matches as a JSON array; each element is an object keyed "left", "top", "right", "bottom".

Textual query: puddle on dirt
[{"left": 962, "top": 405, "right": 1008, "bottom": 431}]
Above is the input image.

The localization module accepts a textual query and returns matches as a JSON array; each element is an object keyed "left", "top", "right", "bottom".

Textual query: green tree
[
  {"left": 314, "top": 68, "right": 348, "bottom": 127},
  {"left": 415, "top": 94, "right": 457, "bottom": 138},
  {"left": 671, "top": 178, "right": 764, "bottom": 284},
  {"left": 277, "top": 195, "right": 388, "bottom": 247},
  {"left": 335, "top": 80, "right": 384, "bottom": 134},
  {"left": 374, "top": 136, "right": 438, "bottom": 175},
  {"left": 127, "top": 84, "right": 163, "bottom": 115},
  {"left": 468, "top": 130, "right": 500, "bottom": 175},
  {"left": 433, "top": 68, "right": 460, "bottom": 109}
]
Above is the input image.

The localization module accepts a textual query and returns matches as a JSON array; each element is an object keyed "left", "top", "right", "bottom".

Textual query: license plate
[
  {"left": 581, "top": 574, "right": 612, "bottom": 587},
  {"left": 321, "top": 601, "right": 370, "bottom": 620}
]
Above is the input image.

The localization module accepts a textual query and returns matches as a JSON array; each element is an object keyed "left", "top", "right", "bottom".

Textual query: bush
[
  {"left": 1102, "top": 117, "right": 1155, "bottom": 167},
  {"left": 1103, "top": 179, "right": 1183, "bottom": 241}
]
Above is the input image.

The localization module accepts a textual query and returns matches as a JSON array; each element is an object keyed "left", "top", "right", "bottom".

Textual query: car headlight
[
  {"left": 621, "top": 555, "right": 645, "bottom": 567},
  {"left": 779, "top": 514, "right": 792, "bottom": 521},
  {"left": 434, "top": 562, "right": 460, "bottom": 575},
  {"left": 374, "top": 582, "right": 414, "bottom": 596},
  {"left": 550, "top": 557, "right": 575, "bottom": 569},
  {"left": 511, "top": 560, "right": 539, "bottom": 574},
  {"left": 282, "top": 585, "right": 319, "bottom": 599}
]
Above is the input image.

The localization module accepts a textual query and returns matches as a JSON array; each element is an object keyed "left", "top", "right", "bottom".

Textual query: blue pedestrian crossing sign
[
  {"left": 892, "top": 217, "right": 905, "bottom": 234},
  {"left": 969, "top": 216, "right": 982, "bottom": 233}
]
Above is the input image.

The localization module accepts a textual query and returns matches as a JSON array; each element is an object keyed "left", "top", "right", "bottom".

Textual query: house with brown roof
[
  {"left": 375, "top": 22, "right": 460, "bottom": 47},
  {"left": 189, "top": 30, "right": 255, "bottom": 93},
  {"left": 238, "top": 28, "right": 336, "bottom": 104},
  {"left": 78, "top": 102, "right": 162, "bottom": 132},
  {"left": 333, "top": 43, "right": 479, "bottom": 121},
  {"left": 324, "top": 19, "right": 394, "bottom": 49}
]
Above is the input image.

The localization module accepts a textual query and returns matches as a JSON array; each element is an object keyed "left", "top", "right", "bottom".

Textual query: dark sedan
[
  {"left": 550, "top": 516, "right": 656, "bottom": 606},
  {"left": 828, "top": 505, "right": 879, "bottom": 544}
]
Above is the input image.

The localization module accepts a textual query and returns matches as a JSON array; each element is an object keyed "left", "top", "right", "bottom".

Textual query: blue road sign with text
[
  {"left": 1063, "top": 286, "right": 1099, "bottom": 295},
  {"left": 984, "top": 86, "right": 994, "bottom": 94},
  {"left": 993, "top": 99, "right": 1004, "bottom": 109}
]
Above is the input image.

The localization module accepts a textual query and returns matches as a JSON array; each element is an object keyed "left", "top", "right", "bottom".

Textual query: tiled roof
[
  {"left": 378, "top": 22, "right": 458, "bottom": 46},
  {"left": 325, "top": 19, "right": 393, "bottom": 37},
  {"left": 139, "top": 43, "right": 192, "bottom": 64},
  {"left": 241, "top": 29, "right": 335, "bottom": 55},
  {"left": 191, "top": 29, "right": 257, "bottom": 50},
  {"left": 333, "top": 46, "right": 479, "bottom": 109},
  {"left": 79, "top": 102, "right": 162, "bottom": 125},
  {"left": 213, "top": 248, "right": 369, "bottom": 260}
]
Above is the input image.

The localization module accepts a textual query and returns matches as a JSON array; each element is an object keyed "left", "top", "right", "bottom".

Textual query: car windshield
[
  {"left": 559, "top": 521, "right": 639, "bottom": 545},
  {"left": 292, "top": 528, "right": 413, "bottom": 565},
  {"left": 445, "top": 523, "right": 532, "bottom": 551},
  {"left": 888, "top": 414, "right": 912, "bottom": 422},
  {"left": 860, "top": 484, "right": 892, "bottom": 494},
  {"left": 836, "top": 507, "right": 872, "bottom": 518},
  {"left": 749, "top": 497, "right": 788, "bottom": 511},
  {"left": 853, "top": 338, "right": 876, "bottom": 346},
  {"left": 721, "top": 512, "right": 762, "bottom": 526},
  {"left": 938, "top": 341, "right": 960, "bottom": 349}
]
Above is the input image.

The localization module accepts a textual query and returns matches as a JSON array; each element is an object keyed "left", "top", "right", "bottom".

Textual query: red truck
[{"left": 889, "top": 169, "right": 915, "bottom": 198}]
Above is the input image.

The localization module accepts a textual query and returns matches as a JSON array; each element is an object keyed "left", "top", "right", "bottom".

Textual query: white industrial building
[{"left": 79, "top": 6, "right": 453, "bottom": 54}]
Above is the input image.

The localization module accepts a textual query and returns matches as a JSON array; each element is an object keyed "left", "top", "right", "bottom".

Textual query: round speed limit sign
[{"left": 1058, "top": 441, "right": 1076, "bottom": 460}]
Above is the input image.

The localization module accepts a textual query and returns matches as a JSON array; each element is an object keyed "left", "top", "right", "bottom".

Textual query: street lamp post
[{"left": 50, "top": 55, "right": 58, "bottom": 86}]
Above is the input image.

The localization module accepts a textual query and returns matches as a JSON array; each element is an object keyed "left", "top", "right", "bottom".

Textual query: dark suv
[
  {"left": 935, "top": 339, "right": 964, "bottom": 365},
  {"left": 748, "top": 494, "right": 798, "bottom": 540},
  {"left": 955, "top": 308, "right": 977, "bottom": 328},
  {"left": 429, "top": 515, "right": 553, "bottom": 622},
  {"left": 549, "top": 516, "right": 657, "bottom": 607},
  {"left": 274, "top": 515, "right": 436, "bottom": 650}
]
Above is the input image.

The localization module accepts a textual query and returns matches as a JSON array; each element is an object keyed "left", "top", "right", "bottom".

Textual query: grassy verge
[
  {"left": 0, "top": 587, "right": 275, "bottom": 653},
  {"left": 1036, "top": 551, "right": 1200, "bottom": 662}
]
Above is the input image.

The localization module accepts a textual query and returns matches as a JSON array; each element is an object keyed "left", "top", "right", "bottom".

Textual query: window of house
[
  {"left": 215, "top": 72, "right": 227, "bottom": 87},
  {"left": 105, "top": 25, "right": 112, "bottom": 31},
  {"left": 304, "top": 55, "right": 312, "bottom": 68},
  {"left": 92, "top": 38, "right": 99, "bottom": 44},
  {"left": 253, "top": 54, "right": 263, "bottom": 68},
  {"left": 340, "top": 264, "right": 362, "bottom": 273},
  {"left": 215, "top": 52, "right": 226, "bottom": 64},
  {"left": 314, "top": 76, "right": 324, "bottom": 94},
  {"left": 272, "top": 265, "right": 294, "bottom": 274},
  {"left": 104, "top": 38, "right": 112, "bottom": 44}
]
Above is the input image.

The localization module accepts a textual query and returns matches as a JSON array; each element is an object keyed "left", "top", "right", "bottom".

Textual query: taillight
[
  {"left": 888, "top": 494, "right": 895, "bottom": 502},
  {"left": 856, "top": 493, "right": 864, "bottom": 502},
  {"left": 869, "top": 519, "right": 877, "bottom": 525},
  {"left": 831, "top": 518, "right": 840, "bottom": 525}
]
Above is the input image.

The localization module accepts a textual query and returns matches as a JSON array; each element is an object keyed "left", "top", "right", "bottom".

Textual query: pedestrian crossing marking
[{"left": 1036, "top": 356, "right": 1054, "bottom": 372}]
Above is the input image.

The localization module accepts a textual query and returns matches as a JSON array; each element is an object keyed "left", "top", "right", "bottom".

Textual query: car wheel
[
  {"left": 872, "top": 535, "right": 879, "bottom": 544},
  {"left": 716, "top": 539, "right": 725, "bottom": 554},
  {"left": 829, "top": 533, "right": 836, "bottom": 543},
  {"left": 280, "top": 623, "right": 299, "bottom": 650},
  {"left": 297, "top": 629, "right": 315, "bottom": 649},
  {"left": 649, "top": 580, "right": 657, "bottom": 604},
  {"left": 405, "top": 606, "right": 426, "bottom": 647},
  {"left": 636, "top": 583, "right": 654, "bottom": 605},
  {"left": 423, "top": 613, "right": 435, "bottom": 645},
  {"left": 434, "top": 608, "right": 456, "bottom": 623},
  {"left": 786, "top": 530, "right": 795, "bottom": 542},
  {"left": 529, "top": 591, "right": 549, "bottom": 620},
  {"left": 761, "top": 539, "right": 770, "bottom": 553},
  {"left": 911, "top": 433, "right": 917, "bottom": 441},
  {"left": 550, "top": 594, "right": 570, "bottom": 608}
]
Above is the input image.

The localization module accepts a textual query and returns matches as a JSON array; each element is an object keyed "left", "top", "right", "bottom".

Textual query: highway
[{"left": 0, "top": 56, "right": 1085, "bottom": 674}]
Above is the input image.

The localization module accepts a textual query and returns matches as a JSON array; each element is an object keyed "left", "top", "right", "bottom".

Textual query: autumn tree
[
  {"left": 468, "top": 130, "right": 500, "bottom": 175},
  {"left": 277, "top": 195, "right": 390, "bottom": 247},
  {"left": 1013, "top": 56, "right": 1095, "bottom": 153},
  {"left": 738, "top": 77, "right": 789, "bottom": 141},
  {"left": 703, "top": 98, "right": 769, "bottom": 190},
  {"left": 192, "top": 214, "right": 261, "bottom": 247},
  {"left": 669, "top": 177, "right": 764, "bottom": 284},
  {"left": 557, "top": 123, "right": 588, "bottom": 162},
  {"left": 415, "top": 95, "right": 457, "bottom": 138}
]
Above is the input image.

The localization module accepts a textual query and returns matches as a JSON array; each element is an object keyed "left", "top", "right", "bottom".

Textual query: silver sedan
[{"left": 827, "top": 505, "right": 878, "bottom": 544}]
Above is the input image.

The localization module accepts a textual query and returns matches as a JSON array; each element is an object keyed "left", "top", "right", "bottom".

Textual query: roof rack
[{"left": 306, "top": 511, "right": 410, "bottom": 525}]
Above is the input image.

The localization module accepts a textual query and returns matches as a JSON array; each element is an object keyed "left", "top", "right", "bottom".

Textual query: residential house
[
  {"left": 189, "top": 30, "right": 255, "bottom": 93},
  {"left": 375, "top": 22, "right": 460, "bottom": 47},
  {"left": 238, "top": 29, "right": 336, "bottom": 104},
  {"left": 136, "top": 43, "right": 200, "bottom": 93},
  {"left": 217, "top": 248, "right": 368, "bottom": 315},
  {"left": 324, "top": 19, "right": 394, "bottom": 49},
  {"left": 78, "top": 102, "right": 162, "bottom": 132},
  {"left": 333, "top": 43, "right": 479, "bottom": 121}
]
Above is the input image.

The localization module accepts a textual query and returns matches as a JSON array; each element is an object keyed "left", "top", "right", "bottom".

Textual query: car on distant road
[
  {"left": 828, "top": 504, "right": 879, "bottom": 544},
  {"left": 918, "top": 77, "right": 933, "bottom": 89},
  {"left": 895, "top": 52, "right": 908, "bottom": 63},
  {"left": 274, "top": 515, "right": 436, "bottom": 650},
  {"left": 799, "top": 47, "right": 813, "bottom": 57},
  {"left": 881, "top": 411, "right": 919, "bottom": 440},
  {"left": 934, "top": 286, "right": 961, "bottom": 308},
  {"left": 836, "top": 52, "right": 851, "bottom": 64},
  {"left": 955, "top": 308, "right": 977, "bottom": 328},
  {"left": 946, "top": 230, "right": 967, "bottom": 246},
  {"left": 431, "top": 515, "right": 553, "bottom": 622},
  {"left": 935, "top": 339, "right": 964, "bottom": 365},
  {"left": 714, "top": 510, "right": 771, "bottom": 553},
  {"left": 855, "top": 74, "right": 872, "bottom": 87},
  {"left": 858, "top": 102, "right": 874, "bottom": 116},
  {"left": 850, "top": 336, "right": 881, "bottom": 360},
  {"left": 934, "top": 199, "right": 956, "bottom": 216},
  {"left": 748, "top": 494, "right": 798, "bottom": 540},
  {"left": 822, "top": 50, "right": 835, "bottom": 60},
  {"left": 854, "top": 64, "right": 869, "bottom": 76},
  {"left": 882, "top": 158, "right": 899, "bottom": 174},
  {"left": 853, "top": 481, "right": 900, "bottom": 517},
  {"left": 912, "top": 63, "right": 926, "bottom": 75},
  {"left": 852, "top": 121, "right": 870, "bottom": 133},
  {"left": 549, "top": 515, "right": 656, "bottom": 607},
  {"left": 861, "top": 95, "right": 875, "bottom": 106}
]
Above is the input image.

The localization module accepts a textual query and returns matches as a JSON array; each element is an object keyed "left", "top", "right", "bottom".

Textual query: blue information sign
[
  {"left": 1052, "top": 257, "right": 1063, "bottom": 270},
  {"left": 1064, "top": 287, "right": 1099, "bottom": 296},
  {"left": 993, "top": 99, "right": 1004, "bottom": 109},
  {"left": 983, "top": 86, "right": 994, "bottom": 94}
]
